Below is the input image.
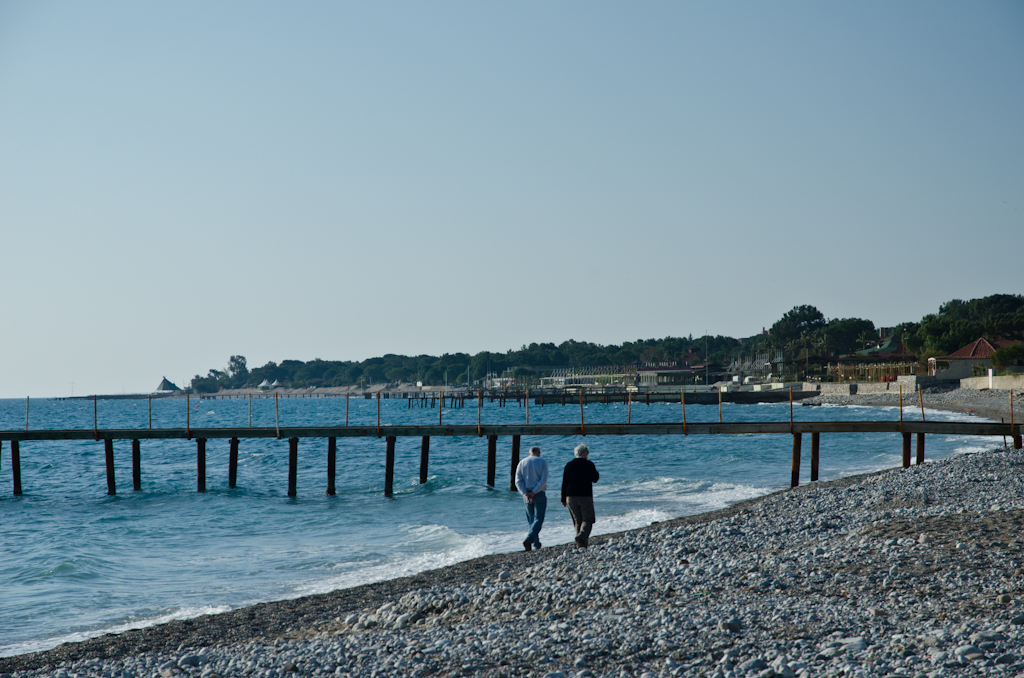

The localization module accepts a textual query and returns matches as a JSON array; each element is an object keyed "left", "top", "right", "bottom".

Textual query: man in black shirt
[{"left": 561, "top": 443, "right": 600, "bottom": 548}]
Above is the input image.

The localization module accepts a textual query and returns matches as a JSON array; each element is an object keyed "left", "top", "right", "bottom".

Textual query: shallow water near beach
[{"left": 0, "top": 396, "right": 1001, "bottom": 657}]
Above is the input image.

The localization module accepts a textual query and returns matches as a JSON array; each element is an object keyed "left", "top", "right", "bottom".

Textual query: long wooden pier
[{"left": 1, "top": 419, "right": 1021, "bottom": 499}]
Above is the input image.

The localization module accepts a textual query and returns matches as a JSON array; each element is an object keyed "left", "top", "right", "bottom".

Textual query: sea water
[{"left": 0, "top": 395, "right": 1001, "bottom": 657}]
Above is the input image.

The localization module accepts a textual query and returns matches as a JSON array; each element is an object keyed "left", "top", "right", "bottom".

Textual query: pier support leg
[
  {"left": 791, "top": 433, "right": 801, "bottom": 488},
  {"left": 487, "top": 434, "right": 497, "bottom": 488},
  {"left": 105, "top": 438, "right": 116, "bottom": 495},
  {"left": 288, "top": 437, "right": 298, "bottom": 498},
  {"left": 1014, "top": 432, "right": 1023, "bottom": 450},
  {"left": 510, "top": 435, "right": 521, "bottom": 491},
  {"left": 132, "top": 439, "right": 141, "bottom": 491},
  {"left": 902, "top": 433, "right": 911, "bottom": 469},
  {"left": 384, "top": 436, "right": 396, "bottom": 498},
  {"left": 11, "top": 441, "right": 22, "bottom": 496},
  {"left": 419, "top": 436, "right": 429, "bottom": 485},
  {"left": 916, "top": 433, "right": 925, "bottom": 465},
  {"left": 810, "top": 432, "right": 820, "bottom": 482},
  {"left": 197, "top": 438, "right": 206, "bottom": 492},
  {"left": 327, "top": 437, "right": 336, "bottom": 495},
  {"left": 229, "top": 438, "right": 239, "bottom": 488}
]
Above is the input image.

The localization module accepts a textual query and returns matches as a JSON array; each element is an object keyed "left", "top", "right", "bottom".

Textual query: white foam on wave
[
  {"left": 0, "top": 605, "right": 232, "bottom": 658},
  {"left": 292, "top": 476, "right": 770, "bottom": 598}
]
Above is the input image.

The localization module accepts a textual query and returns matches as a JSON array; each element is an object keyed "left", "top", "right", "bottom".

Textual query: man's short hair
[
  {"left": 574, "top": 444, "right": 589, "bottom": 457},
  {"left": 529, "top": 446, "right": 541, "bottom": 455}
]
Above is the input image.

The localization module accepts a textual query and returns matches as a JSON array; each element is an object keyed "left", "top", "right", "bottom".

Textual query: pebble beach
[
  {"left": 4, "top": 440, "right": 1024, "bottom": 678},
  {"left": 803, "top": 386, "right": 1022, "bottom": 424}
]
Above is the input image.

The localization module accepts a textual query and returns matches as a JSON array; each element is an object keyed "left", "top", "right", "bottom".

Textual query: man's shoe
[
  {"left": 523, "top": 540, "right": 532, "bottom": 552},
  {"left": 575, "top": 536, "right": 585, "bottom": 548},
  {"left": 535, "top": 541, "right": 542, "bottom": 549}
]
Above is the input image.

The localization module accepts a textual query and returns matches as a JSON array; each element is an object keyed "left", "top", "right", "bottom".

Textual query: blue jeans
[{"left": 525, "top": 491, "right": 547, "bottom": 546}]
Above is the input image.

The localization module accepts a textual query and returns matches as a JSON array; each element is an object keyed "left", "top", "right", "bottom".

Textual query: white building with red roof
[{"left": 928, "top": 337, "right": 1021, "bottom": 379}]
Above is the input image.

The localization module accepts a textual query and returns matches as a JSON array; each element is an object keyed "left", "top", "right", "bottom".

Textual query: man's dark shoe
[
  {"left": 535, "top": 541, "right": 542, "bottom": 549},
  {"left": 575, "top": 536, "right": 585, "bottom": 548},
  {"left": 523, "top": 540, "right": 532, "bottom": 552}
]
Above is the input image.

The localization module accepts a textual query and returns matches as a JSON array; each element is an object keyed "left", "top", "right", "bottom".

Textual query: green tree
[
  {"left": 364, "top": 364, "right": 386, "bottom": 384},
  {"left": 385, "top": 367, "right": 409, "bottom": 383},
  {"left": 770, "top": 305, "right": 826, "bottom": 347},
  {"left": 226, "top": 355, "right": 248, "bottom": 387},
  {"left": 991, "top": 344, "right": 1024, "bottom": 371}
]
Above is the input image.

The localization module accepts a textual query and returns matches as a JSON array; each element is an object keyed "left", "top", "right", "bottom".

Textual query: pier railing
[
  {"left": 2, "top": 420, "right": 1021, "bottom": 499},
  {"left": 4, "top": 387, "right": 1021, "bottom": 497}
]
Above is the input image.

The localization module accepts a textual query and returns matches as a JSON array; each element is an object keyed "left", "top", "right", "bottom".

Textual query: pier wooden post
[
  {"left": 196, "top": 438, "right": 206, "bottom": 492},
  {"left": 327, "top": 437, "right": 336, "bottom": 495},
  {"left": 1012, "top": 390, "right": 1022, "bottom": 449},
  {"left": 790, "top": 433, "right": 801, "bottom": 488},
  {"left": 916, "top": 433, "right": 925, "bottom": 465},
  {"left": 486, "top": 434, "right": 497, "bottom": 487},
  {"left": 288, "top": 437, "right": 298, "bottom": 497},
  {"left": 11, "top": 440, "right": 22, "bottom": 496},
  {"left": 229, "top": 437, "right": 239, "bottom": 488},
  {"left": 105, "top": 438, "right": 116, "bottom": 495},
  {"left": 510, "top": 435, "right": 520, "bottom": 491},
  {"left": 419, "top": 436, "right": 429, "bottom": 484},
  {"left": 902, "top": 432, "right": 911, "bottom": 469},
  {"left": 384, "top": 435, "right": 396, "bottom": 498},
  {"left": 132, "top": 439, "right": 141, "bottom": 491},
  {"left": 810, "top": 432, "right": 820, "bottom": 482}
]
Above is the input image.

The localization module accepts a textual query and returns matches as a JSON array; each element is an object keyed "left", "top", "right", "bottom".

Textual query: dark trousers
[{"left": 566, "top": 496, "right": 595, "bottom": 546}]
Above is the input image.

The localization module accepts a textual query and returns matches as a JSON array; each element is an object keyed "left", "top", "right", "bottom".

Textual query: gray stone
[
  {"left": 969, "top": 631, "right": 1005, "bottom": 644},
  {"left": 737, "top": 658, "right": 768, "bottom": 672},
  {"left": 718, "top": 617, "right": 742, "bottom": 633}
]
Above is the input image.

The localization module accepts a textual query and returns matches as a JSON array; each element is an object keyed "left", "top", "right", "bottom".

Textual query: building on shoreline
[{"left": 929, "top": 337, "right": 1022, "bottom": 379}]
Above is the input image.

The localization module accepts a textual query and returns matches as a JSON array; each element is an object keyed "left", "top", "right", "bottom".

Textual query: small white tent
[{"left": 155, "top": 377, "right": 181, "bottom": 392}]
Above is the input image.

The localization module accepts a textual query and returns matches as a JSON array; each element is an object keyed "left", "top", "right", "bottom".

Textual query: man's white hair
[
  {"left": 529, "top": 446, "right": 541, "bottom": 455},
  {"left": 574, "top": 444, "right": 589, "bottom": 457}
]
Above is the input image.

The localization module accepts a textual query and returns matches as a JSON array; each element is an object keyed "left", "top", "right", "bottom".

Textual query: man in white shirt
[{"left": 514, "top": 445, "right": 549, "bottom": 551}]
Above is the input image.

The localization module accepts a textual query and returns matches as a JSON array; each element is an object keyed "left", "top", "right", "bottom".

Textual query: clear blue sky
[{"left": 1, "top": 2, "right": 1022, "bottom": 397}]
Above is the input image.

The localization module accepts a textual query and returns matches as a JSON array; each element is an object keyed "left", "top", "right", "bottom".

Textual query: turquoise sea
[{"left": 0, "top": 395, "right": 1001, "bottom": 657}]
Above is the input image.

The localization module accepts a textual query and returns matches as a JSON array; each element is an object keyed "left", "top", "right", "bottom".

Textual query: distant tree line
[{"left": 187, "top": 294, "right": 1024, "bottom": 392}]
